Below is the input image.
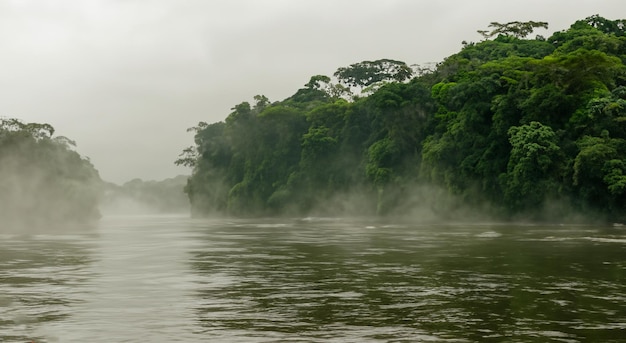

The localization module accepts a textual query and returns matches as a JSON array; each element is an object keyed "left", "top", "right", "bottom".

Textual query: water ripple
[{"left": 1, "top": 218, "right": 625, "bottom": 342}]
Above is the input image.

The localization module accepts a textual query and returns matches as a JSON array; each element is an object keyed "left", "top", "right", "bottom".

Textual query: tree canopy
[
  {"left": 0, "top": 118, "right": 102, "bottom": 229},
  {"left": 179, "top": 16, "right": 626, "bottom": 223},
  {"left": 477, "top": 21, "right": 549, "bottom": 39},
  {"left": 334, "top": 59, "right": 413, "bottom": 88}
]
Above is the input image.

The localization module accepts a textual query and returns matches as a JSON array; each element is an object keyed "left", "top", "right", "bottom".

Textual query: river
[{"left": 1, "top": 215, "right": 625, "bottom": 342}]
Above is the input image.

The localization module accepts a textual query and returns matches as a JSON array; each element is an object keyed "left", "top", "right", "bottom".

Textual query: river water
[{"left": 1, "top": 215, "right": 625, "bottom": 342}]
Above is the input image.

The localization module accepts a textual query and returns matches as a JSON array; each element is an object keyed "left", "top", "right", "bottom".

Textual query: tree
[
  {"left": 334, "top": 59, "right": 413, "bottom": 89},
  {"left": 286, "top": 75, "right": 333, "bottom": 105},
  {"left": 504, "top": 122, "right": 562, "bottom": 214},
  {"left": 478, "top": 21, "right": 549, "bottom": 40},
  {"left": 573, "top": 134, "right": 626, "bottom": 218},
  {"left": 365, "top": 137, "right": 399, "bottom": 214}
]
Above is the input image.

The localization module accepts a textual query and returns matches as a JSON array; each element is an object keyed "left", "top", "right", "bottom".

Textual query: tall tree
[
  {"left": 334, "top": 59, "right": 413, "bottom": 89},
  {"left": 477, "top": 21, "right": 549, "bottom": 39},
  {"left": 504, "top": 122, "right": 562, "bottom": 214}
]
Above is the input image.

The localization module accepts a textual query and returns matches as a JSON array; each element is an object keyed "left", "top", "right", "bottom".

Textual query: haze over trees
[
  {"left": 100, "top": 175, "right": 189, "bottom": 215},
  {"left": 0, "top": 118, "right": 101, "bottom": 229},
  {"left": 177, "top": 16, "right": 626, "bottom": 223},
  {"left": 0, "top": 117, "right": 188, "bottom": 228}
]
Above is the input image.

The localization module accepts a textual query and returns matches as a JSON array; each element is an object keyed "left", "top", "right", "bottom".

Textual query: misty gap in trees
[
  {"left": 1, "top": 16, "right": 625, "bottom": 228},
  {"left": 177, "top": 15, "right": 626, "bottom": 223}
]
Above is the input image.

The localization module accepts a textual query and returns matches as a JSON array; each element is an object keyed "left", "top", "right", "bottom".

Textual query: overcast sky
[{"left": 0, "top": 0, "right": 623, "bottom": 183}]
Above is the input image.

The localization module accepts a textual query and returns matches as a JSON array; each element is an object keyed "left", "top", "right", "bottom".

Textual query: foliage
[
  {"left": 334, "top": 59, "right": 413, "bottom": 89},
  {"left": 477, "top": 21, "right": 549, "bottom": 39},
  {"left": 179, "top": 16, "right": 626, "bottom": 223},
  {"left": 504, "top": 122, "right": 562, "bottom": 214},
  {"left": 0, "top": 118, "right": 101, "bottom": 228}
]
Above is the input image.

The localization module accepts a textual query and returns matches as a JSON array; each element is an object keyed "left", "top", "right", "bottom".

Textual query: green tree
[
  {"left": 477, "top": 21, "right": 549, "bottom": 39},
  {"left": 504, "top": 122, "right": 562, "bottom": 214},
  {"left": 334, "top": 59, "right": 413, "bottom": 88},
  {"left": 573, "top": 134, "right": 626, "bottom": 218}
]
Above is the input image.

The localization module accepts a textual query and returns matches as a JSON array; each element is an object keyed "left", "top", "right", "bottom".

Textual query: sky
[{"left": 0, "top": 0, "right": 623, "bottom": 184}]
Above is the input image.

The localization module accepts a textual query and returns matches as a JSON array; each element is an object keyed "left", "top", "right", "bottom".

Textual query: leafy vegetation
[
  {"left": 178, "top": 16, "right": 626, "bottom": 223},
  {"left": 0, "top": 118, "right": 101, "bottom": 229}
]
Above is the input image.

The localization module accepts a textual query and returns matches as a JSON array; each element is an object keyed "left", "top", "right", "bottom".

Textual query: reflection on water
[
  {"left": 189, "top": 220, "right": 626, "bottom": 342},
  {"left": 0, "top": 232, "right": 95, "bottom": 343},
  {"left": 1, "top": 216, "right": 625, "bottom": 342}
]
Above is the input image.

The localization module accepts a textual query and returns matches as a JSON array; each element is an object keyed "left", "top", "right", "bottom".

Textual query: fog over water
[
  {"left": 0, "top": 0, "right": 623, "bottom": 183},
  {"left": 3, "top": 3, "right": 626, "bottom": 341}
]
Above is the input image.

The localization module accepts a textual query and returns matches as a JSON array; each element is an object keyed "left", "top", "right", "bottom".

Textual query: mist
[
  {"left": 1, "top": 5, "right": 624, "bottom": 229},
  {"left": 99, "top": 176, "right": 190, "bottom": 216},
  {"left": 2, "top": 5, "right": 626, "bottom": 341},
  {"left": 1, "top": 1, "right": 623, "bottom": 184},
  {"left": 0, "top": 119, "right": 100, "bottom": 233}
]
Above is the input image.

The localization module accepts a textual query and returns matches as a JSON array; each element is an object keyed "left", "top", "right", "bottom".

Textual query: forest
[
  {"left": 0, "top": 118, "right": 101, "bottom": 229},
  {"left": 0, "top": 117, "right": 189, "bottom": 227},
  {"left": 177, "top": 15, "right": 626, "bottom": 223}
]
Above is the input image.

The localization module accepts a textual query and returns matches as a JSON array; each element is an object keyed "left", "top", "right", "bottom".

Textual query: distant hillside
[{"left": 101, "top": 175, "right": 189, "bottom": 215}]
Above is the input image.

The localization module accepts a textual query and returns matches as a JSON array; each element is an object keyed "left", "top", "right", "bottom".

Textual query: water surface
[{"left": 1, "top": 215, "right": 625, "bottom": 342}]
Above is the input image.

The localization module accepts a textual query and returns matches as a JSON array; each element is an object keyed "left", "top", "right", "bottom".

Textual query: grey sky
[{"left": 0, "top": 0, "right": 622, "bottom": 183}]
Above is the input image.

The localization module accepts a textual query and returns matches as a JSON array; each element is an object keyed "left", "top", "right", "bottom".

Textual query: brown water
[{"left": 1, "top": 215, "right": 625, "bottom": 342}]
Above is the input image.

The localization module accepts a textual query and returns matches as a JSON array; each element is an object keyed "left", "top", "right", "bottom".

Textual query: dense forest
[
  {"left": 0, "top": 118, "right": 101, "bottom": 229},
  {"left": 178, "top": 15, "right": 626, "bottom": 223}
]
